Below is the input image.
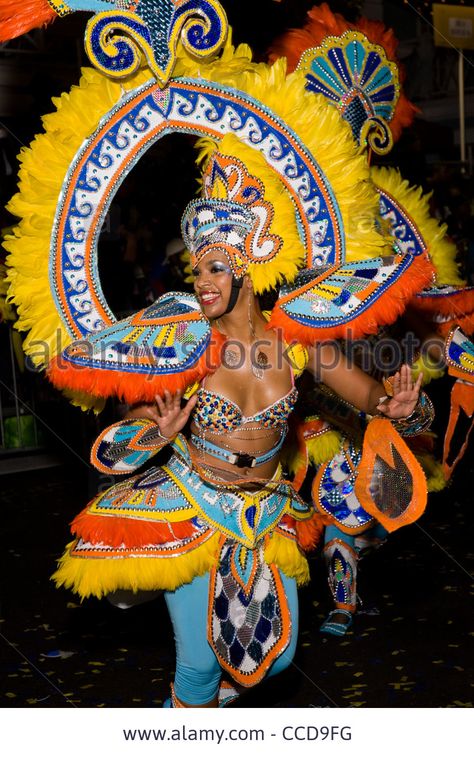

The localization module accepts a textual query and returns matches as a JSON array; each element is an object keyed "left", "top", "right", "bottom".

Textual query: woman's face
[{"left": 192, "top": 251, "right": 234, "bottom": 318}]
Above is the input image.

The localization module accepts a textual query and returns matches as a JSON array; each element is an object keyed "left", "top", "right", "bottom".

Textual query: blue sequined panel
[
  {"left": 325, "top": 541, "right": 356, "bottom": 606},
  {"left": 84, "top": 1, "right": 227, "bottom": 83},
  {"left": 87, "top": 12, "right": 151, "bottom": 76},
  {"left": 139, "top": 0, "right": 174, "bottom": 68},
  {"left": 209, "top": 541, "right": 289, "bottom": 683},
  {"left": 298, "top": 31, "right": 400, "bottom": 144},
  {"left": 94, "top": 419, "right": 168, "bottom": 474},
  {"left": 377, "top": 188, "right": 426, "bottom": 257},
  {"left": 446, "top": 326, "right": 474, "bottom": 380},
  {"left": 314, "top": 443, "right": 374, "bottom": 531},
  {"left": 174, "top": 0, "right": 226, "bottom": 52},
  {"left": 344, "top": 96, "right": 371, "bottom": 140}
]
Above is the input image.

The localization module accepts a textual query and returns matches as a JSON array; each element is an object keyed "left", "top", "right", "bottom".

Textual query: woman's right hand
[{"left": 125, "top": 390, "right": 197, "bottom": 440}]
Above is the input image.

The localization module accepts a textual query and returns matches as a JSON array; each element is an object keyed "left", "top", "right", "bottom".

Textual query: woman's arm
[
  {"left": 91, "top": 390, "right": 198, "bottom": 475},
  {"left": 307, "top": 343, "right": 423, "bottom": 419}
]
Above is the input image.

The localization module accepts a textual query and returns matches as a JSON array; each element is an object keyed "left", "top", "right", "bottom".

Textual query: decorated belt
[{"left": 190, "top": 432, "right": 285, "bottom": 468}]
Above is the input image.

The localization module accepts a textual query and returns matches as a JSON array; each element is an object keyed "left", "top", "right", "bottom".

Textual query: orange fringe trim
[
  {"left": 411, "top": 288, "right": 474, "bottom": 316},
  {"left": 443, "top": 380, "right": 474, "bottom": 480},
  {"left": 436, "top": 314, "right": 474, "bottom": 338},
  {"left": 71, "top": 507, "right": 200, "bottom": 549},
  {"left": 411, "top": 288, "right": 474, "bottom": 337},
  {"left": 269, "top": 254, "right": 435, "bottom": 345},
  {"left": 46, "top": 330, "right": 226, "bottom": 404},
  {"left": 0, "top": 0, "right": 57, "bottom": 41},
  {"left": 268, "top": 2, "right": 418, "bottom": 143}
]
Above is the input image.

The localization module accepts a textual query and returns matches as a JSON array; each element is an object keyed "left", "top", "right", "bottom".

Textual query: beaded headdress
[{"left": 181, "top": 138, "right": 306, "bottom": 293}]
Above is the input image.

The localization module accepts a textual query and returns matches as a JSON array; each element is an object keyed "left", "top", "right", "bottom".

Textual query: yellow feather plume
[
  {"left": 417, "top": 452, "right": 447, "bottom": 492},
  {"left": 264, "top": 532, "right": 310, "bottom": 586},
  {"left": 3, "top": 66, "right": 152, "bottom": 411},
  {"left": 0, "top": 263, "right": 15, "bottom": 322},
  {"left": 52, "top": 534, "right": 221, "bottom": 600},
  {"left": 411, "top": 352, "right": 445, "bottom": 385},
  {"left": 371, "top": 166, "right": 464, "bottom": 287},
  {"left": 307, "top": 430, "right": 343, "bottom": 465}
]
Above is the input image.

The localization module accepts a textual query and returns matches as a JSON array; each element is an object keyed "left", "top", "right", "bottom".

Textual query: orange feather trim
[
  {"left": 295, "top": 510, "right": 325, "bottom": 552},
  {"left": 71, "top": 507, "right": 200, "bottom": 549},
  {"left": 268, "top": 2, "right": 418, "bottom": 142},
  {"left": 411, "top": 288, "right": 474, "bottom": 317},
  {"left": 268, "top": 2, "right": 350, "bottom": 71},
  {"left": 46, "top": 329, "right": 226, "bottom": 403},
  {"left": 0, "top": 0, "right": 57, "bottom": 41},
  {"left": 411, "top": 288, "right": 474, "bottom": 336},
  {"left": 436, "top": 314, "right": 474, "bottom": 338},
  {"left": 269, "top": 254, "right": 435, "bottom": 346},
  {"left": 355, "top": 418, "right": 427, "bottom": 533}
]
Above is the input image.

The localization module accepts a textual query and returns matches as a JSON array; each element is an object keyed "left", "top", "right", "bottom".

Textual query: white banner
[{"left": 0, "top": 707, "right": 470, "bottom": 757}]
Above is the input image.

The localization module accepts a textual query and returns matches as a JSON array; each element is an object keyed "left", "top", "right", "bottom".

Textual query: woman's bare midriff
[{"left": 188, "top": 421, "right": 282, "bottom": 484}]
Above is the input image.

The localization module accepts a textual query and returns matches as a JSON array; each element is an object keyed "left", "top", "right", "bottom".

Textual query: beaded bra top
[{"left": 193, "top": 385, "right": 298, "bottom": 434}]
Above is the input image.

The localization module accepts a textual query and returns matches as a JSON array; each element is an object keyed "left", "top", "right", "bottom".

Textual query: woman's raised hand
[
  {"left": 153, "top": 390, "right": 198, "bottom": 439},
  {"left": 376, "top": 364, "right": 423, "bottom": 420},
  {"left": 125, "top": 389, "right": 197, "bottom": 439}
]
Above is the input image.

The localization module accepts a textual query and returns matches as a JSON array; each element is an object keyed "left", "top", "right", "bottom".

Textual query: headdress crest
[{"left": 182, "top": 134, "right": 307, "bottom": 293}]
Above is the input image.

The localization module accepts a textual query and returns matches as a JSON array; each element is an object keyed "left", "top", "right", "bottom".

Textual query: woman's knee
[
  {"left": 176, "top": 650, "right": 222, "bottom": 681},
  {"left": 266, "top": 572, "right": 298, "bottom": 678}
]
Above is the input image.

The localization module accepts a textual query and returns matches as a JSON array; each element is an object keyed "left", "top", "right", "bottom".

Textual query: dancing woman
[{"left": 48, "top": 134, "right": 428, "bottom": 707}]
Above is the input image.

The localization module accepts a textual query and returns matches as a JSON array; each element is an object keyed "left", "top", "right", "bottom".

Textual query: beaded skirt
[{"left": 53, "top": 435, "right": 312, "bottom": 685}]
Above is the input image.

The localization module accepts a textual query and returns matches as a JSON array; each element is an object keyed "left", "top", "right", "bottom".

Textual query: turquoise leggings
[
  {"left": 164, "top": 571, "right": 298, "bottom": 706},
  {"left": 324, "top": 523, "right": 388, "bottom": 547}
]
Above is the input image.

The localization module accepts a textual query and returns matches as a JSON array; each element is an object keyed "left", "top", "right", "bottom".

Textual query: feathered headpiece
[{"left": 182, "top": 134, "right": 306, "bottom": 293}]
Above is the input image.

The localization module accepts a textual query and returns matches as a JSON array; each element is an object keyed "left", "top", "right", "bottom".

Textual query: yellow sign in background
[{"left": 433, "top": 4, "right": 474, "bottom": 50}]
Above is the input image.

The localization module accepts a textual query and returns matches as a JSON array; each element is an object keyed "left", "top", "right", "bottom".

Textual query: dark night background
[{"left": 0, "top": 0, "right": 473, "bottom": 709}]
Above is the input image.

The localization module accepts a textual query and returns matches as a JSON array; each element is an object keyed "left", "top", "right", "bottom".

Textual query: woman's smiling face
[{"left": 192, "top": 251, "right": 234, "bottom": 318}]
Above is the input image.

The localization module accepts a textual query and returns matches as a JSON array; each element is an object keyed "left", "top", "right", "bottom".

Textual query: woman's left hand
[{"left": 376, "top": 365, "right": 423, "bottom": 419}]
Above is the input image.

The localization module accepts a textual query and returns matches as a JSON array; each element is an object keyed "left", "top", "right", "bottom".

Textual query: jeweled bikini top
[{"left": 193, "top": 385, "right": 299, "bottom": 434}]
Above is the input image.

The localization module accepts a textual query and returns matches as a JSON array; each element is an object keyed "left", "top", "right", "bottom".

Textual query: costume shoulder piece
[
  {"left": 47, "top": 292, "right": 225, "bottom": 403},
  {"left": 269, "top": 254, "right": 434, "bottom": 344}
]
